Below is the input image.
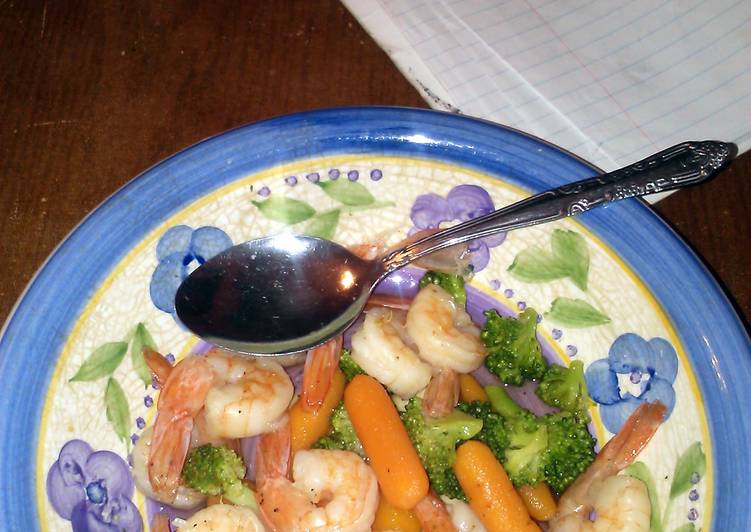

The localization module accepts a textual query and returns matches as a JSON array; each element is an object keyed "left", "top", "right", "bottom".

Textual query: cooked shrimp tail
[
  {"left": 301, "top": 336, "right": 342, "bottom": 412},
  {"left": 150, "top": 513, "right": 171, "bottom": 532},
  {"left": 595, "top": 401, "right": 667, "bottom": 476},
  {"left": 422, "top": 368, "right": 460, "bottom": 418},
  {"left": 255, "top": 415, "right": 291, "bottom": 488},
  {"left": 414, "top": 491, "right": 457, "bottom": 532},
  {"left": 143, "top": 347, "right": 173, "bottom": 388},
  {"left": 550, "top": 401, "right": 666, "bottom": 532},
  {"left": 148, "top": 356, "right": 214, "bottom": 500}
]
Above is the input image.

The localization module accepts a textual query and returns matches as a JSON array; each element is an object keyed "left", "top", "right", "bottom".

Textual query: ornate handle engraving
[{"left": 383, "top": 141, "right": 737, "bottom": 272}]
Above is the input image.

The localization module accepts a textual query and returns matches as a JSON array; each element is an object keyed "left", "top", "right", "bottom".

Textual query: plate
[{"left": 1, "top": 107, "right": 749, "bottom": 530}]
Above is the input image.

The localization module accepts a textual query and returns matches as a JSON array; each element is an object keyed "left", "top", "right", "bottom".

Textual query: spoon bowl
[
  {"left": 176, "top": 140, "right": 736, "bottom": 355},
  {"left": 175, "top": 234, "right": 383, "bottom": 354}
]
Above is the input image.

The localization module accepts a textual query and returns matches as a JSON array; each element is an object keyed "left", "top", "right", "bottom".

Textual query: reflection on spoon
[{"left": 175, "top": 140, "right": 736, "bottom": 355}]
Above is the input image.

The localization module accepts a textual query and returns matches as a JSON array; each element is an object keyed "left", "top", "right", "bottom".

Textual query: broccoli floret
[
  {"left": 402, "top": 397, "right": 482, "bottom": 501},
  {"left": 543, "top": 412, "right": 596, "bottom": 494},
  {"left": 312, "top": 402, "right": 365, "bottom": 457},
  {"left": 484, "top": 385, "right": 595, "bottom": 492},
  {"left": 419, "top": 271, "right": 467, "bottom": 306},
  {"left": 481, "top": 308, "right": 546, "bottom": 385},
  {"left": 457, "top": 400, "right": 509, "bottom": 461},
  {"left": 338, "top": 349, "right": 365, "bottom": 382},
  {"left": 536, "top": 360, "right": 590, "bottom": 416},
  {"left": 182, "top": 444, "right": 256, "bottom": 508},
  {"left": 483, "top": 385, "right": 547, "bottom": 486}
]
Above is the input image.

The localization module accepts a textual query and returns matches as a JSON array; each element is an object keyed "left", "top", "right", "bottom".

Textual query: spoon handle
[{"left": 383, "top": 140, "right": 737, "bottom": 271}]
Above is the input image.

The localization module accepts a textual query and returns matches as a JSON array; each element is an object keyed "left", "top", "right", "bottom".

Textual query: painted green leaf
[
  {"left": 670, "top": 442, "right": 706, "bottom": 499},
  {"left": 105, "top": 377, "right": 130, "bottom": 445},
  {"left": 69, "top": 342, "right": 128, "bottom": 382},
  {"left": 551, "top": 229, "right": 589, "bottom": 290},
  {"left": 545, "top": 297, "right": 611, "bottom": 327},
  {"left": 507, "top": 248, "right": 570, "bottom": 282},
  {"left": 508, "top": 229, "right": 590, "bottom": 290},
  {"left": 131, "top": 322, "right": 157, "bottom": 387},
  {"left": 252, "top": 197, "right": 316, "bottom": 224},
  {"left": 317, "top": 179, "right": 375, "bottom": 206},
  {"left": 625, "top": 461, "right": 663, "bottom": 532},
  {"left": 304, "top": 209, "right": 340, "bottom": 240},
  {"left": 672, "top": 524, "right": 697, "bottom": 532}
]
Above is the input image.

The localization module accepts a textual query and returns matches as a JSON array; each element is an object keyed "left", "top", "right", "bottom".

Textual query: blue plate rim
[{"left": 1, "top": 106, "right": 749, "bottom": 529}]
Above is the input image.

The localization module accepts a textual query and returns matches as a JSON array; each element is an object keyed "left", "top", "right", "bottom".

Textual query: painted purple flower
[
  {"left": 149, "top": 225, "right": 232, "bottom": 314},
  {"left": 409, "top": 184, "right": 505, "bottom": 272},
  {"left": 585, "top": 333, "right": 678, "bottom": 434},
  {"left": 47, "top": 440, "right": 143, "bottom": 531}
]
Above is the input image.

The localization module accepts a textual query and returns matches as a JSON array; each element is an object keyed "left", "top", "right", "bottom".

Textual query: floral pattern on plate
[{"left": 40, "top": 158, "right": 711, "bottom": 531}]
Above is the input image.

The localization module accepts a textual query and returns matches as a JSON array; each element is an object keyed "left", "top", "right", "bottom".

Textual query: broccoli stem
[
  {"left": 224, "top": 483, "right": 258, "bottom": 509},
  {"left": 486, "top": 385, "right": 525, "bottom": 419}
]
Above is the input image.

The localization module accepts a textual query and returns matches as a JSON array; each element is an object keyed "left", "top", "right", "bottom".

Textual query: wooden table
[{"left": 1, "top": 0, "right": 749, "bottom": 331}]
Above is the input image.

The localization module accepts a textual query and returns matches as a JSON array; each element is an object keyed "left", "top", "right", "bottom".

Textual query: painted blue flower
[
  {"left": 149, "top": 225, "right": 232, "bottom": 314},
  {"left": 585, "top": 333, "right": 678, "bottom": 434},
  {"left": 410, "top": 184, "right": 505, "bottom": 272},
  {"left": 46, "top": 440, "right": 143, "bottom": 531}
]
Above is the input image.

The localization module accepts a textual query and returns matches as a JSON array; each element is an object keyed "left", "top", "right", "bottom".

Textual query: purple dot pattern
[
  {"left": 690, "top": 472, "right": 701, "bottom": 484},
  {"left": 285, "top": 175, "right": 298, "bottom": 186},
  {"left": 131, "top": 434, "right": 139, "bottom": 445},
  {"left": 552, "top": 329, "right": 563, "bottom": 340},
  {"left": 136, "top": 417, "right": 145, "bottom": 430},
  {"left": 306, "top": 172, "right": 320, "bottom": 183},
  {"left": 503, "top": 288, "right": 513, "bottom": 298},
  {"left": 258, "top": 186, "right": 270, "bottom": 197},
  {"left": 165, "top": 353, "right": 175, "bottom": 364},
  {"left": 566, "top": 345, "right": 578, "bottom": 357},
  {"left": 370, "top": 169, "right": 383, "bottom": 181},
  {"left": 347, "top": 170, "right": 359, "bottom": 181},
  {"left": 144, "top": 396, "right": 153, "bottom": 408},
  {"left": 329, "top": 168, "right": 340, "bottom": 179},
  {"left": 489, "top": 279, "right": 501, "bottom": 290},
  {"left": 689, "top": 489, "right": 699, "bottom": 502},
  {"left": 517, "top": 301, "right": 527, "bottom": 311},
  {"left": 687, "top": 508, "right": 698, "bottom": 521}
]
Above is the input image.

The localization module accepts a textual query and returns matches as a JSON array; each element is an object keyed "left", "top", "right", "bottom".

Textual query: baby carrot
[
  {"left": 373, "top": 494, "right": 421, "bottom": 532},
  {"left": 289, "top": 369, "right": 346, "bottom": 452},
  {"left": 459, "top": 373, "right": 489, "bottom": 403},
  {"left": 344, "top": 375, "right": 429, "bottom": 509},
  {"left": 518, "top": 483, "right": 557, "bottom": 521},
  {"left": 454, "top": 441, "right": 540, "bottom": 532}
]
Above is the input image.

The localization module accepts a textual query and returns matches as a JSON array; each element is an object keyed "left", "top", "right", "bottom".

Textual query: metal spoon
[{"left": 175, "top": 140, "right": 736, "bottom": 355}]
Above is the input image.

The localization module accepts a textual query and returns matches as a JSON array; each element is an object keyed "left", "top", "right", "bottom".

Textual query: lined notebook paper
[{"left": 344, "top": 0, "right": 751, "bottom": 196}]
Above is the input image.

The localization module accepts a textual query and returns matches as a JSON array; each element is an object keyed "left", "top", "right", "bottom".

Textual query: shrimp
[
  {"left": 406, "top": 284, "right": 485, "bottom": 373},
  {"left": 549, "top": 402, "right": 667, "bottom": 532},
  {"left": 422, "top": 368, "right": 460, "bottom": 418},
  {"left": 147, "top": 349, "right": 293, "bottom": 501},
  {"left": 300, "top": 336, "right": 342, "bottom": 412},
  {"left": 255, "top": 420, "right": 379, "bottom": 532},
  {"left": 350, "top": 307, "right": 432, "bottom": 398},
  {"left": 440, "top": 496, "right": 487, "bottom": 532},
  {"left": 148, "top": 355, "right": 214, "bottom": 500},
  {"left": 132, "top": 427, "right": 206, "bottom": 509},
  {"left": 202, "top": 350, "right": 294, "bottom": 438},
  {"left": 413, "top": 491, "right": 457, "bottom": 532},
  {"left": 179, "top": 504, "right": 267, "bottom": 531}
]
